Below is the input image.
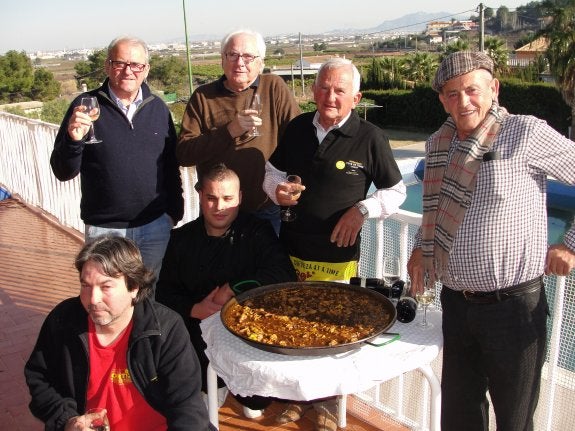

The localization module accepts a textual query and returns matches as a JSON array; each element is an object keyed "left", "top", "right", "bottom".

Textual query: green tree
[
  {"left": 484, "top": 37, "right": 509, "bottom": 75},
  {"left": 539, "top": 0, "right": 575, "bottom": 137},
  {"left": 148, "top": 55, "right": 187, "bottom": 93},
  {"left": 31, "top": 68, "right": 61, "bottom": 101},
  {"left": 313, "top": 43, "right": 327, "bottom": 52},
  {"left": 444, "top": 39, "right": 470, "bottom": 56},
  {"left": 74, "top": 49, "right": 107, "bottom": 91},
  {"left": 40, "top": 98, "right": 70, "bottom": 125},
  {"left": 0, "top": 50, "right": 34, "bottom": 102},
  {"left": 402, "top": 52, "right": 438, "bottom": 86},
  {"left": 366, "top": 57, "right": 406, "bottom": 90},
  {"left": 496, "top": 6, "right": 511, "bottom": 31},
  {"left": 366, "top": 57, "right": 384, "bottom": 88}
]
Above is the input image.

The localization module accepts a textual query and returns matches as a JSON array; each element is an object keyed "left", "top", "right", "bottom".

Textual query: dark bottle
[
  {"left": 396, "top": 296, "right": 417, "bottom": 323},
  {"left": 349, "top": 277, "right": 406, "bottom": 300},
  {"left": 349, "top": 277, "right": 390, "bottom": 297},
  {"left": 390, "top": 280, "right": 405, "bottom": 299},
  {"left": 349, "top": 277, "right": 385, "bottom": 288}
]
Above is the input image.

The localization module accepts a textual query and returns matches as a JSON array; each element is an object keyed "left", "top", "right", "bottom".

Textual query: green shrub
[{"left": 362, "top": 82, "right": 570, "bottom": 136}]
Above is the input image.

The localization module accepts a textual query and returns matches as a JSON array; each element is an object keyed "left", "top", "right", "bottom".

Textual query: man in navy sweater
[{"left": 51, "top": 36, "right": 183, "bottom": 282}]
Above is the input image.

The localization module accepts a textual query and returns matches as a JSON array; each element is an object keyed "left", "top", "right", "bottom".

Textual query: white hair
[
  {"left": 107, "top": 36, "right": 149, "bottom": 63},
  {"left": 316, "top": 57, "right": 361, "bottom": 94},
  {"left": 220, "top": 29, "right": 266, "bottom": 58}
]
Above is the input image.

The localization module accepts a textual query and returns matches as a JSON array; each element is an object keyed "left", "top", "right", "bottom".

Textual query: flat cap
[{"left": 432, "top": 51, "right": 494, "bottom": 92}]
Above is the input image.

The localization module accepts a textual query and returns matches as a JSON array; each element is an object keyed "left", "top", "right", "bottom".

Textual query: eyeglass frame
[
  {"left": 108, "top": 60, "right": 148, "bottom": 73},
  {"left": 224, "top": 52, "right": 260, "bottom": 64}
]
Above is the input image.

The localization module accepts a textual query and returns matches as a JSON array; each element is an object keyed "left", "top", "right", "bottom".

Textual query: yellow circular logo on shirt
[{"left": 336, "top": 161, "right": 346, "bottom": 170}]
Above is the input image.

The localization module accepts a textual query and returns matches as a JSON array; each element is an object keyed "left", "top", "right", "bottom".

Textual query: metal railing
[{"left": 1, "top": 111, "right": 574, "bottom": 430}]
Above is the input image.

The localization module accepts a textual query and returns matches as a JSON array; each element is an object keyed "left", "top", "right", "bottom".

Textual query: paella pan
[{"left": 220, "top": 281, "right": 397, "bottom": 356}]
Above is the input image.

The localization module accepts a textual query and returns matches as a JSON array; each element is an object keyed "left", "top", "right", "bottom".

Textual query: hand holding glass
[
  {"left": 84, "top": 408, "right": 109, "bottom": 431},
  {"left": 245, "top": 93, "right": 262, "bottom": 137},
  {"left": 280, "top": 175, "right": 302, "bottom": 222},
  {"left": 80, "top": 97, "right": 102, "bottom": 144}
]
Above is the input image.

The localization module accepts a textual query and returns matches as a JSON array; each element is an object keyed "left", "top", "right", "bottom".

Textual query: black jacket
[
  {"left": 155, "top": 212, "right": 297, "bottom": 388},
  {"left": 24, "top": 297, "right": 213, "bottom": 431},
  {"left": 50, "top": 80, "right": 184, "bottom": 228}
]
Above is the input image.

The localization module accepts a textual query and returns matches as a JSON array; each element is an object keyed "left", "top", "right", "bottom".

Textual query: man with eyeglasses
[
  {"left": 178, "top": 29, "right": 301, "bottom": 234},
  {"left": 51, "top": 36, "right": 184, "bottom": 286}
]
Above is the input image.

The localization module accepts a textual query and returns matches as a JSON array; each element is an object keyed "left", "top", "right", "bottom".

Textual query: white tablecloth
[{"left": 201, "top": 308, "right": 443, "bottom": 400}]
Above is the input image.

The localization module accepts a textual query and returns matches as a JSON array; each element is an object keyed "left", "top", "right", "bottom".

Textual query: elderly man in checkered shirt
[{"left": 408, "top": 51, "right": 575, "bottom": 431}]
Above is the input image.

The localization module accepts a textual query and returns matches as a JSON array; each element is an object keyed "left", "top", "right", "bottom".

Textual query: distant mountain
[
  {"left": 181, "top": 11, "right": 477, "bottom": 42},
  {"left": 370, "top": 11, "right": 465, "bottom": 33},
  {"left": 314, "top": 11, "right": 477, "bottom": 36}
]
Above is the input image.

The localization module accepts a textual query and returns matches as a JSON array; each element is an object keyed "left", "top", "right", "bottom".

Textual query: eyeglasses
[
  {"left": 108, "top": 60, "right": 147, "bottom": 72},
  {"left": 225, "top": 52, "right": 260, "bottom": 64}
]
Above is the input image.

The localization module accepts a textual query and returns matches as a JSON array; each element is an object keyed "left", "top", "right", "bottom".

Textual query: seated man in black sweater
[{"left": 155, "top": 163, "right": 297, "bottom": 418}]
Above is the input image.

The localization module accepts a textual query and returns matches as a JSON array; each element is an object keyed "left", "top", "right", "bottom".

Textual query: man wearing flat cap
[{"left": 408, "top": 51, "right": 575, "bottom": 431}]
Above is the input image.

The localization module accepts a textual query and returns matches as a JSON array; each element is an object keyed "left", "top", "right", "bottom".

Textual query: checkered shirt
[{"left": 414, "top": 114, "right": 575, "bottom": 291}]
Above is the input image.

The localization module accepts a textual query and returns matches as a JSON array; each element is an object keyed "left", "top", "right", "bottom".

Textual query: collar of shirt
[
  {"left": 108, "top": 85, "right": 143, "bottom": 121},
  {"left": 218, "top": 75, "right": 260, "bottom": 94},
  {"left": 313, "top": 111, "right": 352, "bottom": 143}
]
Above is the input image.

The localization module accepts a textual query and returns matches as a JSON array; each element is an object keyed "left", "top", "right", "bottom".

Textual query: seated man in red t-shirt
[{"left": 25, "top": 236, "right": 214, "bottom": 430}]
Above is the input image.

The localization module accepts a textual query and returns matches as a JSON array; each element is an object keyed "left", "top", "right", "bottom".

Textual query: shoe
[
  {"left": 276, "top": 403, "right": 312, "bottom": 424},
  {"left": 314, "top": 400, "right": 338, "bottom": 431},
  {"left": 242, "top": 406, "right": 263, "bottom": 418}
]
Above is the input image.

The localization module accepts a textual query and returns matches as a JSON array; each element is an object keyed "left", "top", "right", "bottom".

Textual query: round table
[{"left": 201, "top": 308, "right": 443, "bottom": 430}]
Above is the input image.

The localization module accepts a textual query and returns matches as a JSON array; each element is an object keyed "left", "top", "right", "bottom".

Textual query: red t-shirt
[{"left": 86, "top": 319, "right": 167, "bottom": 431}]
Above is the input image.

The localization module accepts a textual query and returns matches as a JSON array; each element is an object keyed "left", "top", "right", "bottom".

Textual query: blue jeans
[
  {"left": 85, "top": 213, "right": 173, "bottom": 285},
  {"left": 253, "top": 203, "right": 281, "bottom": 236},
  {"left": 440, "top": 283, "right": 548, "bottom": 431}
]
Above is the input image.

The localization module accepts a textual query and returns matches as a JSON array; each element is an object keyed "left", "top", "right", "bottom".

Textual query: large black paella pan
[{"left": 220, "top": 281, "right": 397, "bottom": 356}]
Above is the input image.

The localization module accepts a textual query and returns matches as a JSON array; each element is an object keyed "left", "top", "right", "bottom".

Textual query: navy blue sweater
[{"left": 51, "top": 80, "right": 184, "bottom": 228}]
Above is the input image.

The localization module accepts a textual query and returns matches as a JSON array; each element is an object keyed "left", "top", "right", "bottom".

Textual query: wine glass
[
  {"left": 81, "top": 97, "right": 102, "bottom": 144},
  {"left": 85, "top": 408, "right": 110, "bottom": 431},
  {"left": 382, "top": 257, "right": 400, "bottom": 286},
  {"left": 280, "top": 174, "right": 302, "bottom": 222},
  {"left": 415, "top": 282, "right": 435, "bottom": 329},
  {"left": 245, "top": 93, "right": 262, "bottom": 137}
]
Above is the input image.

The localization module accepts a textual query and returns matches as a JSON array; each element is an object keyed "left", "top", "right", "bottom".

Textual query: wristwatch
[{"left": 354, "top": 202, "right": 369, "bottom": 219}]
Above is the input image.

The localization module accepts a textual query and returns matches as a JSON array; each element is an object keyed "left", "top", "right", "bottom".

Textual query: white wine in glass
[
  {"left": 246, "top": 93, "right": 262, "bottom": 137},
  {"left": 81, "top": 97, "right": 102, "bottom": 144},
  {"left": 415, "top": 287, "right": 435, "bottom": 328},
  {"left": 280, "top": 174, "right": 301, "bottom": 222}
]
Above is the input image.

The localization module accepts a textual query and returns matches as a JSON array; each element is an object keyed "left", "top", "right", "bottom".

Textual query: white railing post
[{"left": 544, "top": 275, "right": 566, "bottom": 431}]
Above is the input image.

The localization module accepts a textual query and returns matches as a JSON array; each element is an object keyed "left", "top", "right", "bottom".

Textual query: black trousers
[{"left": 440, "top": 284, "right": 548, "bottom": 431}]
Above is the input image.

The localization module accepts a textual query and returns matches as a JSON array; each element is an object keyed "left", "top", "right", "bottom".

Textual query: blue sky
[{"left": 1, "top": 0, "right": 527, "bottom": 54}]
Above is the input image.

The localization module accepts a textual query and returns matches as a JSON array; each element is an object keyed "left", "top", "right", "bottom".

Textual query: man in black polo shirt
[
  {"left": 263, "top": 57, "right": 406, "bottom": 431},
  {"left": 264, "top": 57, "right": 405, "bottom": 282}
]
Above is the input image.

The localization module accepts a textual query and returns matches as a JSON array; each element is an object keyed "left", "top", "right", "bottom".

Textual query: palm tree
[
  {"left": 539, "top": 0, "right": 575, "bottom": 138},
  {"left": 484, "top": 37, "right": 509, "bottom": 75},
  {"left": 444, "top": 39, "right": 470, "bottom": 56},
  {"left": 402, "top": 52, "right": 438, "bottom": 86}
]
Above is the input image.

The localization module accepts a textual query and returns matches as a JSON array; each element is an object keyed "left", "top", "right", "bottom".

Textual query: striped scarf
[{"left": 421, "top": 101, "right": 508, "bottom": 284}]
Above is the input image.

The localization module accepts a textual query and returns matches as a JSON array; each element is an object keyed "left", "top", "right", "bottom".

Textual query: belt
[{"left": 453, "top": 276, "right": 543, "bottom": 304}]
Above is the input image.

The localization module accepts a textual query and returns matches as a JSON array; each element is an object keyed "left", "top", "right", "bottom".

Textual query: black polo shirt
[{"left": 271, "top": 110, "right": 401, "bottom": 262}]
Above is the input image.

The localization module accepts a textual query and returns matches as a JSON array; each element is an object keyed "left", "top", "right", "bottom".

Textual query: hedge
[{"left": 362, "top": 80, "right": 571, "bottom": 136}]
